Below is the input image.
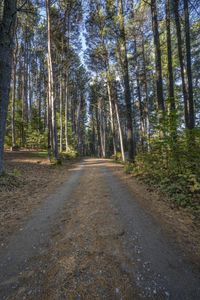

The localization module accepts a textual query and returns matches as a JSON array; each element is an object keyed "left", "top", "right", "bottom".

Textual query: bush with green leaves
[
  {"left": 129, "top": 118, "right": 200, "bottom": 213},
  {"left": 60, "top": 146, "right": 78, "bottom": 159},
  {"left": 25, "top": 128, "right": 48, "bottom": 149},
  {"left": 111, "top": 151, "right": 123, "bottom": 161}
]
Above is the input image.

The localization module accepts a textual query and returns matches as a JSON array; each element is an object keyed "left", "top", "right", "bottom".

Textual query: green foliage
[
  {"left": 124, "top": 163, "right": 134, "bottom": 174},
  {"left": 60, "top": 146, "right": 78, "bottom": 159},
  {"left": 25, "top": 129, "right": 48, "bottom": 149},
  {"left": 31, "top": 151, "right": 48, "bottom": 158},
  {"left": 12, "top": 168, "right": 21, "bottom": 177},
  {"left": 130, "top": 123, "right": 200, "bottom": 214},
  {"left": 111, "top": 151, "right": 122, "bottom": 161}
]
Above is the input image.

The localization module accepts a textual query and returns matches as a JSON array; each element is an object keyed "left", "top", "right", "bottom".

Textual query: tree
[
  {"left": 166, "top": 0, "right": 175, "bottom": 112},
  {"left": 117, "top": 0, "right": 135, "bottom": 160},
  {"left": 173, "top": 0, "right": 189, "bottom": 128},
  {"left": 184, "top": 0, "right": 195, "bottom": 130},
  {"left": 46, "top": 0, "right": 59, "bottom": 160},
  {"left": 0, "top": 0, "right": 17, "bottom": 174},
  {"left": 151, "top": 0, "right": 165, "bottom": 112}
]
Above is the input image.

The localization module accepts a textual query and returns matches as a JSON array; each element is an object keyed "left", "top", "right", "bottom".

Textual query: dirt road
[{"left": 0, "top": 159, "right": 200, "bottom": 299}]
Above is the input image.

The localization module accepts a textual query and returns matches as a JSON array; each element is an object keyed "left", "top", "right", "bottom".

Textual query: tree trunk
[
  {"left": 0, "top": 0, "right": 17, "bottom": 174},
  {"left": 184, "top": 0, "right": 195, "bottom": 129},
  {"left": 166, "top": 0, "right": 177, "bottom": 143},
  {"left": 166, "top": 0, "right": 175, "bottom": 112},
  {"left": 11, "top": 38, "right": 18, "bottom": 149},
  {"left": 114, "top": 94, "right": 125, "bottom": 162},
  {"left": 173, "top": 0, "right": 189, "bottom": 128},
  {"left": 141, "top": 34, "right": 150, "bottom": 150},
  {"left": 46, "top": 0, "right": 59, "bottom": 160},
  {"left": 65, "top": 74, "right": 69, "bottom": 151},
  {"left": 118, "top": 0, "right": 135, "bottom": 161},
  {"left": 151, "top": 0, "right": 165, "bottom": 112},
  {"left": 59, "top": 77, "right": 63, "bottom": 153},
  {"left": 107, "top": 79, "right": 116, "bottom": 156},
  {"left": 96, "top": 105, "right": 102, "bottom": 157}
]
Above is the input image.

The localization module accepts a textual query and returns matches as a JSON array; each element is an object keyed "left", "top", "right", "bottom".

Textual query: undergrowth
[
  {"left": 60, "top": 147, "right": 78, "bottom": 160},
  {"left": 125, "top": 128, "right": 200, "bottom": 216}
]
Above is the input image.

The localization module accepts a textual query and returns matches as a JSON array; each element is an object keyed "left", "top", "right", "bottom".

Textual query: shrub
[{"left": 60, "top": 146, "right": 78, "bottom": 159}]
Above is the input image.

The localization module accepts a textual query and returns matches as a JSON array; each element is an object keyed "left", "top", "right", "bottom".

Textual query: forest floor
[
  {"left": 0, "top": 151, "right": 79, "bottom": 245},
  {"left": 0, "top": 155, "right": 200, "bottom": 299}
]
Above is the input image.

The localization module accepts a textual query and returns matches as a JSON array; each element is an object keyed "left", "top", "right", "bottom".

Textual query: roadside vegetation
[{"left": 124, "top": 126, "right": 200, "bottom": 215}]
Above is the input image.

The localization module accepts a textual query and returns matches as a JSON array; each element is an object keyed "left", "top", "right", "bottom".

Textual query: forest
[
  {"left": 0, "top": 0, "right": 200, "bottom": 209},
  {"left": 1, "top": 1, "right": 200, "bottom": 298}
]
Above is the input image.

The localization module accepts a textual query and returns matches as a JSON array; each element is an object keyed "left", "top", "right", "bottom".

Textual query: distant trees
[
  {"left": 2, "top": 0, "right": 88, "bottom": 164},
  {"left": 85, "top": 0, "right": 199, "bottom": 160}
]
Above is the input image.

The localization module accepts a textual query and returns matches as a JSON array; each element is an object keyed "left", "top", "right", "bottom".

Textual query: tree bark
[
  {"left": 46, "top": 0, "right": 59, "bottom": 160},
  {"left": 11, "top": 34, "right": 18, "bottom": 148},
  {"left": 59, "top": 76, "right": 63, "bottom": 153},
  {"left": 173, "top": 0, "right": 189, "bottom": 128},
  {"left": 65, "top": 74, "right": 69, "bottom": 151},
  {"left": 107, "top": 79, "right": 116, "bottom": 156},
  {"left": 166, "top": 0, "right": 175, "bottom": 112},
  {"left": 0, "top": 0, "right": 17, "bottom": 174},
  {"left": 184, "top": 0, "right": 195, "bottom": 129},
  {"left": 114, "top": 86, "right": 125, "bottom": 162},
  {"left": 151, "top": 0, "right": 165, "bottom": 112},
  {"left": 141, "top": 34, "right": 150, "bottom": 150},
  {"left": 118, "top": 0, "right": 135, "bottom": 161}
]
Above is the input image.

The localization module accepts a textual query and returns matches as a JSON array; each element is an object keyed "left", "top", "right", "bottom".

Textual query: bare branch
[{"left": 17, "top": 0, "right": 28, "bottom": 12}]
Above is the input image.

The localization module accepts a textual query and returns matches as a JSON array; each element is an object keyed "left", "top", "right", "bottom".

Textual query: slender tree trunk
[
  {"left": 173, "top": 0, "right": 189, "bottom": 128},
  {"left": 99, "top": 100, "right": 106, "bottom": 158},
  {"left": 107, "top": 79, "right": 116, "bottom": 155},
  {"left": 46, "top": 0, "right": 59, "bottom": 160},
  {"left": 166, "top": 0, "right": 175, "bottom": 112},
  {"left": 134, "top": 39, "right": 145, "bottom": 149},
  {"left": 118, "top": 0, "right": 135, "bottom": 160},
  {"left": 59, "top": 77, "right": 63, "bottom": 153},
  {"left": 101, "top": 26, "right": 117, "bottom": 157},
  {"left": 166, "top": 0, "right": 177, "bottom": 144},
  {"left": 114, "top": 95, "right": 125, "bottom": 162},
  {"left": 184, "top": 0, "right": 195, "bottom": 129},
  {"left": 28, "top": 66, "right": 33, "bottom": 123},
  {"left": 47, "top": 92, "right": 51, "bottom": 160},
  {"left": 96, "top": 106, "right": 102, "bottom": 157},
  {"left": 137, "top": 75, "right": 145, "bottom": 149},
  {"left": 11, "top": 40, "right": 18, "bottom": 149},
  {"left": 38, "top": 63, "right": 42, "bottom": 131},
  {"left": 151, "top": 0, "right": 165, "bottom": 112},
  {"left": 65, "top": 74, "right": 69, "bottom": 151},
  {"left": 0, "top": 0, "right": 17, "bottom": 174},
  {"left": 91, "top": 113, "right": 96, "bottom": 155},
  {"left": 141, "top": 34, "right": 150, "bottom": 150}
]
